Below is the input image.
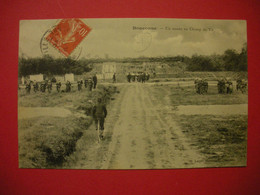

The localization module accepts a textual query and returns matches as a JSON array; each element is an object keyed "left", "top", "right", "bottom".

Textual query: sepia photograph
[{"left": 18, "top": 18, "right": 248, "bottom": 169}]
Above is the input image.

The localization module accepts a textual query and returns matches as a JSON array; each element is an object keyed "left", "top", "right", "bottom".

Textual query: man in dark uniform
[
  {"left": 88, "top": 78, "right": 93, "bottom": 91},
  {"left": 33, "top": 81, "right": 39, "bottom": 93},
  {"left": 113, "top": 73, "right": 116, "bottom": 83},
  {"left": 47, "top": 80, "right": 52, "bottom": 93},
  {"left": 40, "top": 82, "right": 46, "bottom": 92},
  {"left": 77, "top": 80, "right": 82, "bottom": 91},
  {"left": 127, "top": 73, "right": 131, "bottom": 83},
  {"left": 93, "top": 74, "right": 97, "bottom": 89},
  {"left": 66, "top": 81, "right": 71, "bottom": 92},
  {"left": 26, "top": 82, "right": 31, "bottom": 94},
  {"left": 141, "top": 72, "right": 146, "bottom": 83},
  {"left": 92, "top": 98, "right": 107, "bottom": 139},
  {"left": 84, "top": 79, "right": 88, "bottom": 88},
  {"left": 56, "top": 82, "right": 61, "bottom": 92}
]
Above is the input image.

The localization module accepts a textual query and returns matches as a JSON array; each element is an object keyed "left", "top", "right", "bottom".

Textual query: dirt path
[{"left": 100, "top": 83, "right": 205, "bottom": 169}]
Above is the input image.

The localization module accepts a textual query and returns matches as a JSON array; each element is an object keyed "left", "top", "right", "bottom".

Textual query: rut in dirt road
[{"left": 102, "top": 83, "right": 205, "bottom": 169}]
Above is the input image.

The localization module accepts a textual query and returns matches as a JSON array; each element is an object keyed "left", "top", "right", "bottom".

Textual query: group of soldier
[
  {"left": 25, "top": 80, "right": 53, "bottom": 93},
  {"left": 194, "top": 79, "right": 208, "bottom": 94},
  {"left": 217, "top": 79, "right": 233, "bottom": 94},
  {"left": 24, "top": 74, "right": 98, "bottom": 94},
  {"left": 194, "top": 78, "right": 247, "bottom": 94},
  {"left": 127, "top": 72, "right": 150, "bottom": 83}
]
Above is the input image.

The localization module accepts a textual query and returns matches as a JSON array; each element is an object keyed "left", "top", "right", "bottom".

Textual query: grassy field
[
  {"left": 150, "top": 84, "right": 248, "bottom": 167},
  {"left": 18, "top": 116, "right": 90, "bottom": 168},
  {"left": 18, "top": 84, "right": 117, "bottom": 168},
  {"left": 152, "top": 84, "right": 248, "bottom": 105},
  {"left": 175, "top": 115, "right": 247, "bottom": 167}
]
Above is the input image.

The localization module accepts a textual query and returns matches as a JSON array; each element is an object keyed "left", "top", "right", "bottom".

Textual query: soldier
[
  {"left": 92, "top": 98, "right": 107, "bottom": 140},
  {"left": 127, "top": 73, "right": 131, "bottom": 83},
  {"left": 141, "top": 72, "right": 146, "bottom": 83},
  {"left": 218, "top": 78, "right": 226, "bottom": 94},
  {"left": 25, "top": 82, "right": 31, "bottom": 94},
  {"left": 88, "top": 78, "right": 93, "bottom": 91},
  {"left": 132, "top": 74, "right": 136, "bottom": 82},
  {"left": 226, "top": 80, "right": 233, "bottom": 94},
  {"left": 236, "top": 79, "right": 242, "bottom": 91},
  {"left": 33, "top": 81, "right": 39, "bottom": 93},
  {"left": 66, "top": 81, "right": 71, "bottom": 92},
  {"left": 198, "top": 79, "right": 203, "bottom": 94},
  {"left": 93, "top": 74, "right": 98, "bottom": 89},
  {"left": 56, "top": 82, "right": 61, "bottom": 92},
  {"left": 84, "top": 79, "right": 88, "bottom": 88},
  {"left": 113, "top": 73, "right": 116, "bottom": 83},
  {"left": 240, "top": 79, "right": 247, "bottom": 93},
  {"left": 40, "top": 82, "right": 46, "bottom": 92},
  {"left": 146, "top": 73, "right": 150, "bottom": 81},
  {"left": 138, "top": 73, "right": 142, "bottom": 82},
  {"left": 77, "top": 80, "right": 83, "bottom": 91},
  {"left": 202, "top": 79, "right": 208, "bottom": 94},
  {"left": 47, "top": 80, "right": 52, "bottom": 93},
  {"left": 217, "top": 79, "right": 221, "bottom": 93}
]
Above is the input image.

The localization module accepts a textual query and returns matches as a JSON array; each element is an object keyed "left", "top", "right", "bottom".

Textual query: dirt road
[
  {"left": 99, "top": 83, "right": 206, "bottom": 169},
  {"left": 67, "top": 82, "right": 207, "bottom": 169}
]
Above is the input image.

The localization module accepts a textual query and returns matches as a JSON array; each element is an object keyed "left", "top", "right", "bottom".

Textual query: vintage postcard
[{"left": 18, "top": 18, "right": 248, "bottom": 169}]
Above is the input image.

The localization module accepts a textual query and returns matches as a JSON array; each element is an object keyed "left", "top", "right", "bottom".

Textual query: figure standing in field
[
  {"left": 40, "top": 82, "right": 46, "bottom": 92},
  {"left": 141, "top": 72, "right": 146, "bottom": 83},
  {"left": 217, "top": 78, "right": 226, "bottom": 94},
  {"left": 84, "top": 79, "right": 88, "bottom": 88},
  {"left": 88, "top": 78, "right": 93, "bottom": 91},
  {"left": 33, "top": 81, "right": 39, "bottom": 93},
  {"left": 202, "top": 79, "right": 208, "bottom": 94},
  {"left": 77, "top": 80, "right": 82, "bottom": 91},
  {"left": 240, "top": 79, "right": 247, "bottom": 93},
  {"left": 66, "top": 81, "right": 71, "bottom": 92},
  {"left": 93, "top": 74, "right": 97, "bottom": 89},
  {"left": 226, "top": 80, "right": 233, "bottom": 94},
  {"left": 127, "top": 73, "right": 131, "bottom": 83},
  {"left": 92, "top": 98, "right": 107, "bottom": 139},
  {"left": 146, "top": 73, "right": 150, "bottom": 81},
  {"left": 47, "top": 80, "right": 52, "bottom": 93},
  {"left": 56, "top": 82, "right": 61, "bottom": 92},
  {"left": 26, "top": 82, "right": 31, "bottom": 94},
  {"left": 132, "top": 74, "right": 136, "bottom": 82},
  {"left": 236, "top": 79, "right": 242, "bottom": 91},
  {"left": 113, "top": 73, "right": 116, "bottom": 83}
]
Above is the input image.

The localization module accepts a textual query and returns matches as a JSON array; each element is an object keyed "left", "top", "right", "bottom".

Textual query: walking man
[
  {"left": 113, "top": 73, "right": 116, "bottom": 83},
  {"left": 93, "top": 74, "right": 97, "bottom": 89},
  {"left": 92, "top": 98, "right": 107, "bottom": 140}
]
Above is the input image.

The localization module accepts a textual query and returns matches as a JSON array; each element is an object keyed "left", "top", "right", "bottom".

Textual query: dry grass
[
  {"left": 175, "top": 114, "right": 247, "bottom": 167},
  {"left": 152, "top": 84, "right": 247, "bottom": 106},
  {"left": 18, "top": 84, "right": 117, "bottom": 168}
]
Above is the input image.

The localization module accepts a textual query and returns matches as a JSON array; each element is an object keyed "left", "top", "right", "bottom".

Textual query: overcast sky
[{"left": 19, "top": 18, "right": 247, "bottom": 59}]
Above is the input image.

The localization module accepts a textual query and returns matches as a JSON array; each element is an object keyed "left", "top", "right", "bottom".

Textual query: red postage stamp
[{"left": 45, "top": 18, "right": 91, "bottom": 57}]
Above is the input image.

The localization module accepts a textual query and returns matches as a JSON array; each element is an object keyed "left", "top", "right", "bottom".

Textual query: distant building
[{"left": 101, "top": 63, "right": 117, "bottom": 80}]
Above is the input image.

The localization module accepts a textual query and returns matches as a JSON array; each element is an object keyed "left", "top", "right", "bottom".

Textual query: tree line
[
  {"left": 185, "top": 45, "right": 247, "bottom": 71},
  {"left": 18, "top": 56, "right": 93, "bottom": 76},
  {"left": 19, "top": 44, "right": 247, "bottom": 76}
]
